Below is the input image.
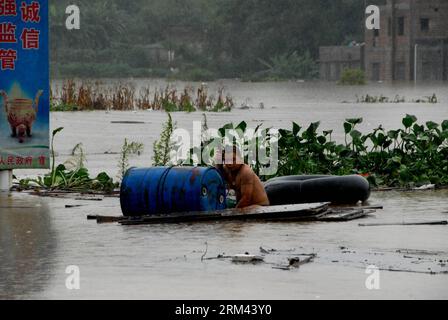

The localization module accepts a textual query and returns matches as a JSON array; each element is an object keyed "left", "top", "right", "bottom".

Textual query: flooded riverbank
[{"left": 20, "top": 80, "right": 448, "bottom": 179}]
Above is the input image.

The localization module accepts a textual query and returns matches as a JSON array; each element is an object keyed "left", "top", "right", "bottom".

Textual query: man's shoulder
[
  {"left": 240, "top": 164, "right": 254, "bottom": 174},
  {"left": 238, "top": 165, "right": 256, "bottom": 181}
]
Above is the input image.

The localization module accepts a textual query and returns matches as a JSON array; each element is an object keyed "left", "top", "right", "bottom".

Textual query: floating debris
[
  {"left": 232, "top": 254, "right": 264, "bottom": 263},
  {"left": 272, "top": 254, "right": 316, "bottom": 270},
  {"left": 413, "top": 184, "right": 436, "bottom": 191},
  {"left": 75, "top": 197, "right": 104, "bottom": 201},
  {"left": 87, "top": 215, "right": 123, "bottom": 223},
  {"left": 111, "top": 121, "right": 147, "bottom": 124},
  {"left": 259, "top": 247, "right": 277, "bottom": 254},
  {"left": 359, "top": 221, "right": 447, "bottom": 227},
  {"left": 396, "top": 249, "right": 445, "bottom": 256}
]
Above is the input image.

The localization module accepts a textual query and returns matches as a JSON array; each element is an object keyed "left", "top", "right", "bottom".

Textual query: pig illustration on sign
[{"left": 1, "top": 90, "right": 43, "bottom": 143}]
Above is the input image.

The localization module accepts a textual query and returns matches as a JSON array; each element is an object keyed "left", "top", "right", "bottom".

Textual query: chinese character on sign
[
  {"left": 20, "top": 1, "right": 40, "bottom": 22},
  {"left": 0, "top": 48, "right": 17, "bottom": 70},
  {"left": 15, "top": 157, "right": 24, "bottom": 165},
  {"left": 38, "top": 155, "right": 45, "bottom": 166},
  {"left": 7, "top": 156, "right": 14, "bottom": 166},
  {"left": 0, "top": 23, "right": 17, "bottom": 43},
  {"left": 0, "top": 0, "right": 17, "bottom": 16},
  {"left": 24, "top": 156, "right": 33, "bottom": 165},
  {"left": 21, "top": 28, "right": 39, "bottom": 49}
]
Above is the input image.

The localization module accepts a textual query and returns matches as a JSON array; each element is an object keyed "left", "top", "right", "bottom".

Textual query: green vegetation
[
  {"left": 338, "top": 69, "right": 366, "bottom": 85},
  {"left": 16, "top": 112, "right": 447, "bottom": 192},
  {"left": 16, "top": 129, "right": 145, "bottom": 193},
  {"left": 17, "top": 128, "right": 118, "bottom": 193},
  {"left": 117, "top": 139, "right": 144, "bottom": 181},
  {"left": 154, "top": 115, "right": 448, "bottom": 188},
  {"left": 19, "top": 163, "right": 118, "bottom": 193},
  {"left": 152, "top": 113, "right": 177, "bottom": 166},
  {"left": 50, "top": 0, "right": 371, "bottom": 80},
  {"left": 273, "top": 115, "right": 448, "bottom": 187},
  {"left": 356, "top": 93, "right": 438, "bottom": 104},
  {"left": 356, "top": 94, "right": 403, "bottom": 103},
  {"left": 414, "top": 94, "right": 438, "bottom": 104},
  {"left": 50, "top": 103, "right": 82, "bottom": 112}
]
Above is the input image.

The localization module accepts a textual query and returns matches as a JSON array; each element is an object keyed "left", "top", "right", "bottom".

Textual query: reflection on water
[{"left": 0, "top": 193, "right": 56, "bottom": 299}]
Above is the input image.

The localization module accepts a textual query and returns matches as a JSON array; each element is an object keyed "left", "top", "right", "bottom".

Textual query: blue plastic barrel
[{"left": 120, "top": 166, "right": 227, "bottom": 216}]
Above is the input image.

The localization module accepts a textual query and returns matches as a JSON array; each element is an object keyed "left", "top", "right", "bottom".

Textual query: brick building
[
  {"left": 365, "top": 0, "right": 448, "bottom": 81},
  {"left": 319, "top": 45, "right": 364, "bottom": 81},
  {"left": 320, "top": 0, "right": 448, "bottom": 81}
]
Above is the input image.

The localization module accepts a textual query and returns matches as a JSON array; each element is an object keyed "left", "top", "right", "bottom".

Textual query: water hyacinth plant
[
  {"left": 274, "top": 115, "right": 448, "bottom": 187},
  {"left": 171, "top": 115, "right": 448, "bottom": 188}
]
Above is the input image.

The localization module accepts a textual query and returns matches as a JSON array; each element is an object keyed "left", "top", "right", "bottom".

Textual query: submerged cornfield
[{"left": 50, "top": 80, "right": 234, "bottom": 112}]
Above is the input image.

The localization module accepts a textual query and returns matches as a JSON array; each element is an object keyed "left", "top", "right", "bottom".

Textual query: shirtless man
[{"left": 216, "top": 146, "right": 270, "bottom": 209}]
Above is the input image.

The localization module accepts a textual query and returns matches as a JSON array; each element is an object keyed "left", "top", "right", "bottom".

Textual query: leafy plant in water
[
  {"left": 18, "top": 128, "right": 118, "bottom": 193},
  {"left": 117, "top": 139, "right": 144, "bottom": 181},
  {"left": 256, "top": 51, "right": 318, "bottom": 81},
  {"left": 338, "top": 69, "right": 366, "bottom": 85},
  {"left": 150, "top": 113, "right": 448, "bottom": 188},
  {"left": 209, "top": 116, "right": 447, "bottom": 187},
  {"left": 356, "top": 94, "right": 438, "bottom": 104},
  {"left": 51, "top": 127, "right": 64, "bottom": 186},
  {"left": 65, "top": 143, "right": 86, "bottom": 170},
  {"left": 52, "top": 80, "right": 233, "bottom": 113},
  {"left": 152, "top": 113, "right": 178, "bottom": 166}
]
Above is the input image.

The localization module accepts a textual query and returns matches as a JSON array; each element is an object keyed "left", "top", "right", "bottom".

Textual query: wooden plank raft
[
  {"left": 87, "top": 203, "right": 379, "bottom": 225},
  {"left": 117, "top": 203, "right": 330, "bottom": 225},
  {"left": 318, "top": 209, "right": 377, "bottom": 222}
]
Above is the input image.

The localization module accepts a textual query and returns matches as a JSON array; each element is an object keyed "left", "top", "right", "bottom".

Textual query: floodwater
[{"left": 1, "top": 80, "right": 448, "bottom": 299}]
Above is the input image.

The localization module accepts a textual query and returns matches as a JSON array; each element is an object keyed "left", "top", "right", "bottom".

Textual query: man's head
[{"left": 221, "top": 145, "right": 243, "bottom": 172}]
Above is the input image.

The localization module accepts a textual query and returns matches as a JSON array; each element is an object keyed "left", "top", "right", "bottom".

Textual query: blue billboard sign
[{"left": 0, "top": 0, "right": 49, "bottom": 169}]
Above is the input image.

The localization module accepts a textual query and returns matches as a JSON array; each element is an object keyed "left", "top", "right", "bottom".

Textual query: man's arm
[
  {"left": 236, "top": 174, "right": 254, "bottom": 208},
  {"left": 215, "top": 164, "right": 233, "bottom": 188}
]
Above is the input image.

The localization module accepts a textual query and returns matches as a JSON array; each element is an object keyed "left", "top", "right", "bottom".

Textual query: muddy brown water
[{"left": 2, "top": 81, "right": 448, "bottom": 299}]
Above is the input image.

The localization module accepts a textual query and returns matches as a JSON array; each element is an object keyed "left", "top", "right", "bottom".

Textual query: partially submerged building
[
  {"left": 365, "top": 0, "right": 448, "bottom": 81},
  {"left": 320, "top": 0, "right": 448, "bottom": 81},
  {"left": 319, "top": 45, "right": 364, "bottom": 81}
]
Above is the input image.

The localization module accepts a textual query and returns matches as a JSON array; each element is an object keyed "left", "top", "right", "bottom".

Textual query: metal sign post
[{"left": 0, "top": 169, "right": 12, "bottom": 191}]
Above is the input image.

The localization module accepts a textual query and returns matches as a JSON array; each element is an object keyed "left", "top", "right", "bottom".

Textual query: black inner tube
[
  {"left": 264, "top": 175, "right": 370, "bottom": 205},
  {"left": 265, "top": 175, "right": 331, "bottom": 184}
]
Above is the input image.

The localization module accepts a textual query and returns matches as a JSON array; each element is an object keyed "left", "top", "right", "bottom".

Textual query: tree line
[{"left": 50, "top": 0, "right": 382, "bottom": 80}]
